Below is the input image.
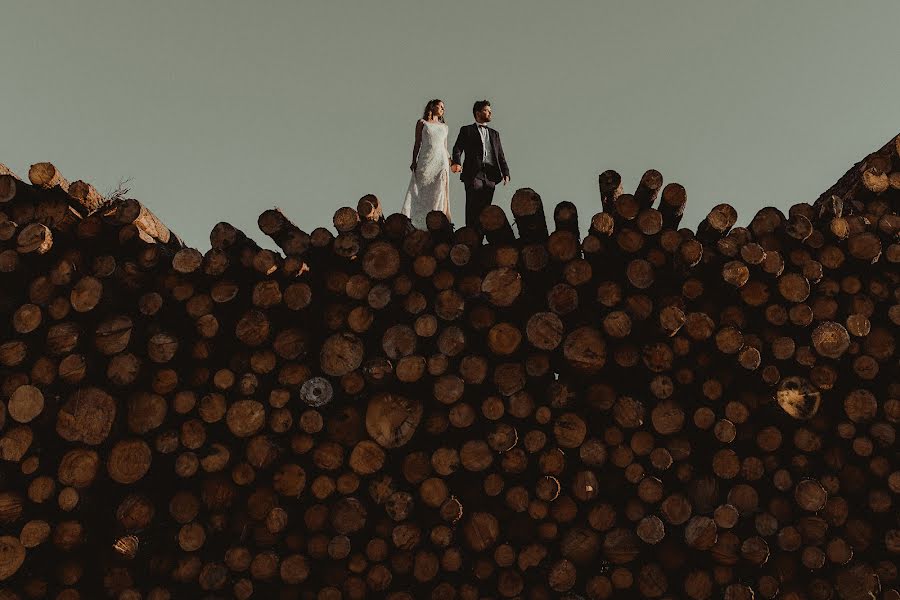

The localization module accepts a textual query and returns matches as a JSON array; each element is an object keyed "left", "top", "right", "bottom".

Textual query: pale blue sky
[{"left": 3, "top": 1, "right": 898, "bottom": 248}]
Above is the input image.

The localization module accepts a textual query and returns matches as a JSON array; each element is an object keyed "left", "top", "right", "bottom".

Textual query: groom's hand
[
  {"left": 451, "top": 163, "right": 462, "bottom": 173},
  {"left": 502, "top": 176, "right": 510, "bottom": 186}
]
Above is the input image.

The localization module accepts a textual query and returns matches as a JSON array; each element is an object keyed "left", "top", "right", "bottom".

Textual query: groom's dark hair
[{"left": 472, "top": 100, "right": 491, "bottom": 116}]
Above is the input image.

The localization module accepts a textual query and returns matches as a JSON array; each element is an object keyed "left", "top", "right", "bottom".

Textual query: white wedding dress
[{"left": 401, "top": 120, "right": 451, "bottom": 228}]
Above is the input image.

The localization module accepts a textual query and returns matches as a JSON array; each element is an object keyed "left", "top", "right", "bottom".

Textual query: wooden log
[
  {"left": 634, "top": 169, "right": 663, "bottom": 209},
  {"left": 776, "top": 376, "right": 821, "bottom": 419},
  {"left": 613, "top": 193, "right": 640, "bottom": 222},
  {"left": 66, "top": 180, "right": 105, "bottom": 215},
  {"left": 28, "top": 162, "right": 69, "bottom": 192},
  {"left": 0, "top": 215, "right": 17, "bottom": 241},
  {"left": 16, "top": 223, "right": 52, "bottom": 254},
  {"left": 547, "top": 230, "right": 580, "bottom": 263},
  {"left": 357, "top": 193, "right": 383, "bottom": 222},
  {"left": 0, "top": 536, "right": 26, "bottom": 580},
  {"left": 636, "top": 208, "right": 663, "bottom": 236},
  {"left": 479, "top": 205, "right": 515, "bottom": 244},
  {"left": 659, "top": 183, "right": 687, "bottom": 228},
  {"left": 210, "top": 221, "right": 248, "bottom": 250},
  {"left": 598, "top": 169, "right": 623, "bottom": 213},
  {"left": 0, "top": 167, "right": 27, "bottom": 203},
  {"left": 333, "top": 207, "right": 360, "bottom": 233},
  {"left": 33, "top": 192, "right": 81, "bottom": 232},
  {"left": 510, "top": 188, "right": 548, "bottom": 242},
  {"left": 258, "top": 208, "right": 311, "bottom": 256},
  {"left": 68, "top": 277, "right": 102, "bottom": 314},
  {"left": 697, "top": 203, "right": 738, "bottom": 242},
  {"left": 172, "top": 248, "right": 203, "bottom": 274},
  {"left": 553, "top": 201, "right": 579, "bottom": 237},
  {"left": 811, "top": 321, "right": 850, "bottom": 359},
  {"left": 365, "top": 393, "right": 422, "bottom": 448},
  {"left": 56, "top": 387, "right": 116, "bottom": 444},
  {"left": 107, "top": 439, "right": 151, "bottom": 484},
  {"left": 425, "top": 210, "right": 453, "bottom": 243},
  {"left": 108, "top": 198, "right": 179, "bottom": 246}
]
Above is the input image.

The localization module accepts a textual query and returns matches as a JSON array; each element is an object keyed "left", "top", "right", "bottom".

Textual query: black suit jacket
[{"left": 451, "top": 124, "right": 510, "bottom": 189}]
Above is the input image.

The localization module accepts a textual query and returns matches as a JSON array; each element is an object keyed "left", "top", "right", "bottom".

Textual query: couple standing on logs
[{"left": 401, "top": 99, "right": 511, "bottom": 230}]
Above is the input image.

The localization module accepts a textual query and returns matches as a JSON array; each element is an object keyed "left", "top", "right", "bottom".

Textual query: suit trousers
[{"left": 464, "top": 183, "right": 496, "bottom": 229}]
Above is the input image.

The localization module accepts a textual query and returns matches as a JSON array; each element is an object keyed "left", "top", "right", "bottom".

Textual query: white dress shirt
[{"left": 475, "top": 122, "right": 496, "bottom": 166}]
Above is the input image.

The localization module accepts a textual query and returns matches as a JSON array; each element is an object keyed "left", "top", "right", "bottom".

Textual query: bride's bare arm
[
  {"left": 411, "top": 120, "right": 424, "bottom": 171},
  {"left": 451, "top": 126, "right": 465, "bottom": 169}
]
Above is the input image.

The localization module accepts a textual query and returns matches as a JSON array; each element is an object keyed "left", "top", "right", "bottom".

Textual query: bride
[{"left": 401, "top": 99, "right": 451, "bottom": 228}]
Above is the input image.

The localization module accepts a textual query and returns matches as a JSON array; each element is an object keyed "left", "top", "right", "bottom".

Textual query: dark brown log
[
  {"left": 333, "top": 206, "right": 360, "bottom": 233},
  {"left": 210, "top": 221, "right": 248, "bottom": 251},
  {"left": 8, "top": 386, "right": 44, "bottom": 424},
  {"left": 16, "top": 223, "right": 53, "bottom": 254},
  {"left": 0, "top": 173, "right": 26, "bottom": 204},
  {"left": 776, "top": 376, "right": 821, "bottom": 419},
  {"left": 510, "top": 188, "right": 548, "bottom": 242},
  {"left": 635, "top": 169, "right": 663, "bottom": 209},
  {"left": 636, "top": 208, "right": 664, "bottom": 236},
  {"left": 0, "top": 536, "right": 25, "bottom": 580},
  {"left": 678, "top": 238, "right": 703, "bottom": 268},
  {"left": 424, "top": 210, "right": 452, "bottom": 243},
  {"left": 480, "top": 205, "right": 515, "bottom": 244},
  {"left": 366, "top": 393, "right": 422, "bottom": 448},
  {"left": 547, "top": 230, "right": 580, "bottom": 262},
  {"left": 362, "top": 241, "right": 400, "bottom": 280},
  {"left": 34, "top": 192, "right": 81, "bottom": 230},
  {"left": 107, "top": 439, "right": 151, "bottom": 484},
  {"left": 697, "top": 203, "right": 738, "bottom": 242},
  {"left": 659, "top": 183, "right": 687, "bottom": 228},
  {"left": 67, "top": 180, "right": 105, "bottom": 214},
  {"left": 598, "top": 169, "right": 623, "bottom": 213},
  {"left": 553, "top": 201, "right": 579, "bottom": 237},
  {"left": 0, "top": 214, "right": 17, "bottom": 240},
  {"left": 481, "top": 267, "right": 522, "bottom": 307},
  {"left": 848, "top": 232, "right": 882, "bottom": 263},
  {"left": 613, "top": 193, "right": 640, "bottom": 222},
  {"left": 356, "top": 193, "right": 383, "bottom": 222},
  {"left": 258, "top": 208, "right": 312, "bottom": 256}
]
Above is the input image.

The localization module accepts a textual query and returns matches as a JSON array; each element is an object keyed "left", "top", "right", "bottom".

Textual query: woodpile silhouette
[{"left": 0, "top": 134, "right": 897, "bottom": 600}]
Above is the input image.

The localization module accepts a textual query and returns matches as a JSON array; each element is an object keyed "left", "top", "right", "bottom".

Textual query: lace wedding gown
[{"left": 401, "top": 120, "right": 451, "bottom": 228}]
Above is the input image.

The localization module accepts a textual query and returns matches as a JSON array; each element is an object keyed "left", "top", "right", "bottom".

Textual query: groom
[{"left": 451, "top": 100, "right": 510, "bottom": 228}]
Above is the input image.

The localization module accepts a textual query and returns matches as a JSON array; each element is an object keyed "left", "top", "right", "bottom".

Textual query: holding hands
[{"left": 448, "top": 163, "right": 507, "bottom": 182}]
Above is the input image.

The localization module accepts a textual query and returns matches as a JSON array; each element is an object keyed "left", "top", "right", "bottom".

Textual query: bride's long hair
[{"left": 422, "top": 99, "right": 445, "bottom": 123}]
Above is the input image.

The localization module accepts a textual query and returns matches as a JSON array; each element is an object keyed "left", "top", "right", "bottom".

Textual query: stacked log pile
[{"left": 0, "top": 133, "right": 897, "bottom": 600}]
